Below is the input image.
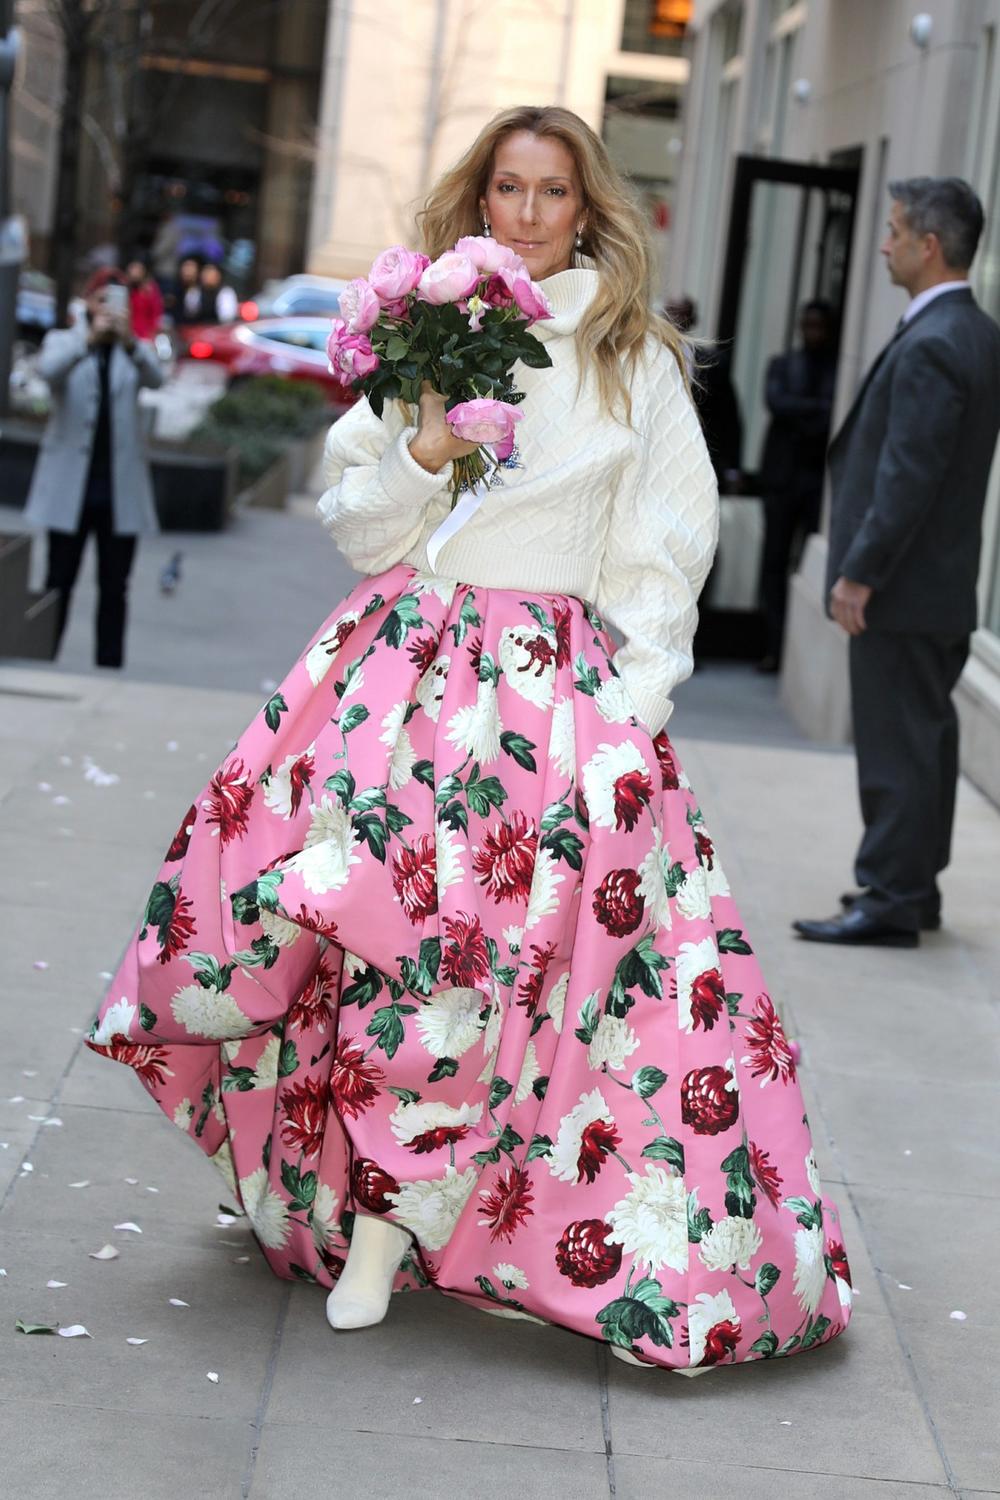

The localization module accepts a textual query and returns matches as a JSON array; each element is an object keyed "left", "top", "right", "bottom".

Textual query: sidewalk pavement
[{"left": 1, "top": 508, "right": 998, "bottom": 1499}]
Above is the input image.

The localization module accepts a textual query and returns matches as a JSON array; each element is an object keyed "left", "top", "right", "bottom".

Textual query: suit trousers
[
  {"left": 46, "top": 505, "right": 138, "bottom": 669},
  {"left": 849, "top": 629, "right": 969, "bottom": 930},
  {"left": 760, "top": 483, "right": 823, "bottom": 661}
]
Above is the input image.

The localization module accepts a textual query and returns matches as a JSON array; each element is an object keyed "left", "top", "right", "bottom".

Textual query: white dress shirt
[{"left": 902, "top": 280, "right": 971, "bottom": 324}]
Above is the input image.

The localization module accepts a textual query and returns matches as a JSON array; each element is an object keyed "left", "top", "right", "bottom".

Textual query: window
[
  {"left": 620, "top": 0, "right": 692, "bottom": 58},
  {"left": 274, "top": 288, "right": 342, "bottom": 316}
]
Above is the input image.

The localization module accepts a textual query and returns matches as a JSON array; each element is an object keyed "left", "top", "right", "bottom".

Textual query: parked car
[
  {"left": 180, "top": 316, "right": 355, "bottom": 406},
  {"left": 239, "top": 274, "right": 346, "bottom": 323},
  {"left": 16, "top": 270, "right": 57, "bottom": 340}
]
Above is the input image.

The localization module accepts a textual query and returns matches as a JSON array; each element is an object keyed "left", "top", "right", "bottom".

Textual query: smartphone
[{"left": 104, "top": 283, "right": 129, "bottom": 316}]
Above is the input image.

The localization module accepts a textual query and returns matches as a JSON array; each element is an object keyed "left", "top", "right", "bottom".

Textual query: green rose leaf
[
  {"left": 631, "top": 1065, "right": 667, "bottom": 1100},
  {"left": 341, "top": 964, "right": 383, "bottom": 1009},
  {"left": 541, "top": 826, "right": 584, "bottom": 870},
  {"left": 488, "top": 1076, "right": 513, "bottom": 1111},
  {"left": 641, "top": 1136, "right": 685, "bottom": 1172},
  {"left": 139, "top": 1003, "right": 157, "bottom": 1032},
  {"left": 783, "top": 1195, "right": 824, "bottom": 1230},
  {"left": 800, "top": 1315, "right": 832, "bottom": 1350},
  {"left": 428, "top": 1055, "right": 459, "bottom": 1083},
  {"left": 277, "top": 1039, "right": 299, "bottom": 1078},
  {"left": 339, "top": 704, "right": 370, "bottom": 735},
  {"left": 465, "top": 769, "right": 507, "bottom": 818},
  {"left": 263, "top": 692, "right": 288, "bottom": 733},
  {"left": 717, "top": 927, "right": 753, "bottom": 956},
  {"left": 500, "top": 731, "right": 538, "bottom": 773},
  {"left": 365, "top": 1002, "right": 417, "bottom": 1060},
  {"left": 574, "top": 992, "right": 600, "bottom": 1045},
  {"left": 411, "top": 759, "right": 435, "bottom": 788},
  {"left": 749, "top": 1331, "right": 779, "bottom": 1358},
  {"left": 755, "top": 1263, "right": 781, "bottom": 1297},
  {"left": 526, "top": 1133, "right": 553, "bottom": 1162}
]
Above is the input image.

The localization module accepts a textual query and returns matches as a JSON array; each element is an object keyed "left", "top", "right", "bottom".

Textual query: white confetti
[
  {"left": 233, "top": 1256, "right": 250, "bottom": 1264},
  {"left": 20, "top": 1163, "right": 34, "bottom": 1173},
  {"left": 32, "top": 961, "right": 49, "bottom": 971},
  {"left": 82, "top": 757, "right": 120, "bottom": 787},
  {"left": 898, "top": 1283, "right": 913, "bottom": 1291},
  {"left": 28, "top": 1115, "right": 46, "bottom": 1122},
  {"left": 89, "top": 1245, "right": 119, "bottom": 1261},
  {"left": 37, "top": 781, "right": 52, "bottom": 792},
  {"left": 98, "top": 971, "right": 113, "bottom": 981},
  {"left": 145, "top": 1186, "right": 159, "bottom": 1193},
  {"left": 8, "top": 1096, "right": 25, "bottom": 1104},
  {"left": 903, "top": 1149, "right": 912, "bottom": 1157},
  {"left": 168, "top": 1298, "right": 189, "bottom": 1307},
  {"left": 143, "top": 790, "right": 156, "bottom": 800},
  {"left": 124, "top": 1177, "right": 139, "bottom": 1185},
  {"left": 69, "top": 1180, "right": 91, "bottom": 1189},
  {"left": 58, "top": 1325, "right": 91, "bottom": 1338},
  {"left": 47, "top": 1280, "right": 68, "bottom": 1288},
  {"left": 216, "top": 1213, "right": 237, "bottom": 1226},
  {"left": 166, "top": 740, "right": 179, "bottom": 752},
  {"left": 126, "top": 1338, "right": 148, "bottom": 1346},
  {"left": 950, "top": 1310, "right": 967, "bottom": 1321},
  {"left": 0, "top": 1269, "right": 6, "bottom": 1277},
  {"left": 113, "top": 1222, "right": 142, "bottom": 1234},
  {"left": 59, "top": 755, "right": 72, "bottom": 767},
  {"left": 413, "top": 1397, "right": 423, "bottom": 1404},
  {"left": 22, "top": 1070, "right": 38, "bottom": 1078},
  {"left": 778, "top": 1419, "right": 792, "bottom": 1426},
  {"left": 52, "top": 795, "right": 71, "bottom": 806},
  {"left": 206, "top": 1371, "right": 220, "bottom": 1383}
]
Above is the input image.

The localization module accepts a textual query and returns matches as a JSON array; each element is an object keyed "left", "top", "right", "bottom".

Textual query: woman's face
[{"left": 481, "top": 130, "right": 585, "bottom": 282}]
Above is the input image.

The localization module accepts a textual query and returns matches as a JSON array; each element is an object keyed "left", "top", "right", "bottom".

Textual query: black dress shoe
[
  {"left": 792, "top": 908, "right": 919, "bottom": 947},
  {"left": 839, "top": 889, "right": 941, "bottom": 932}
]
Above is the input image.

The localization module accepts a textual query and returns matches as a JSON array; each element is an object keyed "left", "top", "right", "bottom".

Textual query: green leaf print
[
  {"left": 573, "top": 652, "right": 600, "bottom": 697},
  {"left": 387, "top": 1087, "right": 421, "bottom": 1105},
  {"left": 353, "top": 812, "right": 388, "bottom": 863},
  {"left": 597, "top": 1284, "right": 676, "bottom": 1349},
  {"left": 523, "top": 600, "right": 553, "bottom": 632},
  {"left": 721, "top": 1145, "right": 756, "bottom": 1219},
  {"left": 477, "top": 651, "right": 501, "bottom": 687},
  {"left": 574, "top": 993, "right": 600, "bottom": 1045},
  {"left": 500, "top": 732, "right": 538, "bottom": 773},
  {"left": 438, "top": 799, "right": 468, "bottom": 835},
  {"left": 749, "top": 1331, "right": 779, "bottom": 1357},
  {"left": 725, "top": 992, "right": 743, "bottom": 1016},
  {"left": 341, "top": 964, "right": 383, "bottom": 1009},
  {"left": 496, "top": 1124, "right": 524, "bottom": 1156},
  {"left": 664, "top": 861, "right": 687, "bottom": 898},
  {"left": 541, "top": 826, "right": 584, "bottom": 870},
  {"left": 526, "top": 1134, "right": 553, "bottom": 1162},
  {"left": 281, "top": 1159, "right": 318, "bottom": 1213},
  {"left": 755, "top": 1263, "right": 781, "bottom": 1297},
  {"left": 233, "top": 935, "right": 281, "bottom": 970},
  {"left": 263, "top": 692, "right": 288, "bottom": 733},
  {"left": 631, "top": 1065, "right": 668, "bottom": 1100},
  {"left": 340, "top": 704, "right": 370, "bottom": 735},
  {"left": 412, "top": 759, "right": 435, "bottom": 789},
  {"left": 783, "top": 1196, "right": 824, "bottom": 1230},
  {"left": 488, "top": 1076, "right": 513, "bottom": 1111},
  {"left": 717, "top": 927, "right": 753, "bottom": 956},
  {"left": 324, "top": 769, "right": 357, "bottom": 807},
  {"left": 473, "top": 1144, "right": 502, "bottom": 1166},
  {"left": 221, "top": 1066, "right": 257, "bottom": 1093},
  {"left": 641, "top": 1137, "right": 685, "bottom": 1172},
  {"left": 687, "top": 1189, "right": 713, "bottom": 1243},
  {"left": 188, "top": 952, "right": 235, "bottom": 992},
  {"left": 465, "top": 765, "right": 507, "bottom": 817},
  {"left": 366, "top": 1002, "right": 418, "bottom": 1060},
  {"left": 361, "top": 591, "right": 385, "bottom": 619},
  {"left": 140, "top": 880, "right": 176, "bottom": 944},
  {"left": 540, "top": 800, "right": 572, "bottom": 832},
  {"left": 349, "top": 786, "right": 387, "bottom": 814},
  {"left": 139, "top": 1003, "right": 157, "bottom": 1032},
  {"left": 800, "top": 1315, "right": 832, "bottom": 1350},
  {"left": 277, "top": 1040, "right": 299, "bottom": 1078},
  {"left": 385, "top": 803, "right": 413, "bottom": 834},
  {"left": 255, "top": 871, "right": 284, "bottom": 912},
  {"left": 449, "top": 593, "right": 482, "bottom": 647},
  {"left": 607, "top": 936, "right": 670, "bottom": 1015},
  {"left": 531, "top": 1076, "right": 549, "bottom": 1101},
  {"left": 435, "top": 772, "right": 463, "bottom": 807},
  {"left": 375, "top": 594, "right": 424, "bottom": 649}
]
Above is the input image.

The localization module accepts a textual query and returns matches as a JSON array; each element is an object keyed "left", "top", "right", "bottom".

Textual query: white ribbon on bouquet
[{"left": 425, "top": 445, "right": 499, "bottom": 574}]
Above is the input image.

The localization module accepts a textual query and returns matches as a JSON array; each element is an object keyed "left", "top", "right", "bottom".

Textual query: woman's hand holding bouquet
[{"left": 326, "top": 237, "right": 554, "bottom": 505}]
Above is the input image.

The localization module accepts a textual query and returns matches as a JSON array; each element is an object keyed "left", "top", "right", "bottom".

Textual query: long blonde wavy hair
[{"left": 416, "top": 106, "right": 690, "bottom": 423}]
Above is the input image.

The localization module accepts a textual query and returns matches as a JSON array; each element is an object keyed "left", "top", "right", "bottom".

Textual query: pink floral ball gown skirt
[{"left": 88, "top": 565, "right": 852, "bottom": 1372}]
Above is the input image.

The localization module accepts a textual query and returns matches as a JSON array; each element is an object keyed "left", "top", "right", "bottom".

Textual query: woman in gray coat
[{"left": 24, "top": 267, "right": 164, "bottom": 667}]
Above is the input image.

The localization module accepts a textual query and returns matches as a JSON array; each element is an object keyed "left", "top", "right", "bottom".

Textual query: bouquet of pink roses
[{"left": 326, "top": 236, "right": 554, "bottom": 504}]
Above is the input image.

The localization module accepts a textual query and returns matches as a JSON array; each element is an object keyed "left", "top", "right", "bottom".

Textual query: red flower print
[
  {"left": 552, "top": 599, "right": 572, "bottom": 667},
  {"left": 407, "top": 634, "right": 438, "bottom": 674},
  {"left": 441, "top": 912, "right": 491, "bottom": 987},
  {"left": 467, "top": 634, "right": 483, "bottom": 677},
  {"left": 331, "top": 1036, "right": 384, "bottom": 1119},
  {"left": 478, "top": 1166, "right": 535, "bottom": 1242},
  {"left": 290, "top": 905, "right": 340, "bottom": 940},
  {"left": 392, "top": 835, "right": 439, "bottom": 925},
  {"left": 407, "top": 1122, "right": 474, "bottom": 1155},
  {"left": 612, "top": 768, "right": 654, "bottom": 832},
  {"left": 165, "top": 803, "right": 197, "bottom": 861},
  {"left": 593, "top": 868, "right": 646, "bottom": 938},
  {"left": 156, "top": 891, "right": 196, "bottom": 965},
  {"left": 320, "top": 1248, "right": 346, "bottom": 1282},
  {"left": 315, "top": 615, "right": 358, "bottom": 669},
  {"left": 555, "top": 1219, "right": 623, "bottom": 1288},
  {"left": 279, "top": 1075, "right": 329, "bottom": 1158},
  {"left": 516, "top": 941, "right": 557, "bottom": 1015},
  {"left": 680, "top": 1066, "right": 740, "bottom": 1136},
  {"left": 652, "top": 732, "right": 680, "bottom": 791},
  {"left": 286, "top": 752, "right": 315, "bottom": 818},
  {"left": 748, "top": 1140, "right": 783, "bottom": 1209},
  {"left": 202, "top": 758, "right": 254, "bottom": 846},
  {"left": 827, "top": 1239, "right": 852, "bottom": 1286},
  {"left": 95, "top": 1038, "right": 173, "bottom": 1090},
  {"left": 743, "top": 993, "right": 796, "bottom": 1085},
  {"left": 689, "top": 968, "right": 725, "bottom": 1031},
  {"left": 577, "top": 1118, "right": 622, "bottom": 1183},
  {"left": 287, "top": 957, "right": 337, "bottom": 1031},
  {"left": 351, "top": 1158, "right": 399, "bottom": 1214},
  {"left": 702, "top": 1317, "right": 741, "bottom": 1364},
  {"left": 472, "top": 811, "right": 538, "bottom": 904},
  {"left": 695, "top": 828, "right": 715, "bottom": 869}
]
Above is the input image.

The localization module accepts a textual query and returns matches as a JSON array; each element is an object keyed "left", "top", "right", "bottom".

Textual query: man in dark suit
[{"left": 794, "top": 177, "right": 1000, "bottom": 947}]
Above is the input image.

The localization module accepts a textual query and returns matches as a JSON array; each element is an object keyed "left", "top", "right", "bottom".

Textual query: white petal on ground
[
  {"left": 57, "top": 1325, "right": 91, "bottom": 1338},
  {"left": 113, "top": 1222, "right": 142, "bottom": 1234},
  {"left": 46, "top": 1280, "right": 68, "bottom": 1288},
  {"left": 125, "top": 1338, "right": 148, "bottom": 1345},
  {"left": 950, "top": 1310, "right": 967, "bottom": 1321},
  {"left": 89, "top": 1245, "right": 119, "bottom": 1261},
  {"left": 168, "top": 1298, "right": 190, "bottom": 1307},
  {"left": 206, "top": 1371, "right": 221, "bottom": 1383},
  {"left": 606, "top": 1165, "right": 689, "bottom": 1276},
  {"left": 386, "top": 1165, "right": 477, "bottom": 1251}
]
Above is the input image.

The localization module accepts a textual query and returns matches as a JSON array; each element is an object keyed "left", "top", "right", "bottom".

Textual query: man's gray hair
[{"left": 888, "top": 176, "right": 984, "bottom": 270}]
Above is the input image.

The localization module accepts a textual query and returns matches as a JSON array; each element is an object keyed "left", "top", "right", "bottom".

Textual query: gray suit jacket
[
  {"left": 24, "top": 327, "right": 164, "bottom": 536},
  {"left": 826, "top": 288, "right": 1000, "bottom": 635}
]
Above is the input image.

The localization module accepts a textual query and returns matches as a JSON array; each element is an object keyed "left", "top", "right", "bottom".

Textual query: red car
[{"left": 181, "top": 316, "right": 357, "bottom": 408}]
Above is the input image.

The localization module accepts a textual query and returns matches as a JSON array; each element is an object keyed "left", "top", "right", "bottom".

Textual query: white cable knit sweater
[{"left": 316, "top": 267, "right": 719, "bottom": 736}]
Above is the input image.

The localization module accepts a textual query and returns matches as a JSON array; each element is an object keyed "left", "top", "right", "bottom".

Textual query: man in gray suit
[{"left": 794, "top": 177, "right": 1000, "bottom": 947}]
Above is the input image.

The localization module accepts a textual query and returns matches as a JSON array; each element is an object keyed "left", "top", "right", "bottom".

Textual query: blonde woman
[{"left": 88, "top": 107, "right": 852, "bottom": 1374}]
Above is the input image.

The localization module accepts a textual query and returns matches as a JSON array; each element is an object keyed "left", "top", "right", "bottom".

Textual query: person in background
[
  {"left": 198, "top": 261, "right": 239, "bottom": 323},
  {"left": 171, "top": 255, "right": 204, "bottom": 326},
  {"left": 23, "top": 268, "right": 164, "bottom": 668},
  {"left": 664, "top": 295, "right": 742, "bottom": 489},
  {"left": 126, "top": 254, "right": 165, "bottom": 342},
  {"left": 794, "top": 178, "right": 1000, "bottom": 947},
  {"left": 757, "top": 300, "right": 838, "bottom": 671}
]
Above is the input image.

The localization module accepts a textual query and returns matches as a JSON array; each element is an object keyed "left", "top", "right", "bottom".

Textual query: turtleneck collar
[{"left": 535, "top": 263, "right": 598, "bottom": 337}]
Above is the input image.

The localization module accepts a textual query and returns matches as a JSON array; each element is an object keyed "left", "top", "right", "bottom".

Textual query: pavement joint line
[
  {"left": 241, "top": 1281, "right": 292, "bottom": 1500},
  {"left": 594, "top": 1342, "right": 615, "bottom": 1497}
]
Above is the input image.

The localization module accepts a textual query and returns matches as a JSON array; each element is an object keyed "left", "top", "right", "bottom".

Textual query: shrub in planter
[{"left": 190, "top": 376, "right": 328, "bottom": 487}]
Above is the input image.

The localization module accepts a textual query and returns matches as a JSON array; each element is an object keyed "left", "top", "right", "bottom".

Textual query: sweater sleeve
[
  {"left": 595, "top": 346, "right": 720, "bottom": 737},
  {"left": 316, "top": 396, "right": 454, "bottom": 576}
]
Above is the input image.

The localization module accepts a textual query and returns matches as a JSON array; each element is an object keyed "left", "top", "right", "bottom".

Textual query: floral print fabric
[{"left": 88, "top": 565, "right": 852, "bottom": 1371}]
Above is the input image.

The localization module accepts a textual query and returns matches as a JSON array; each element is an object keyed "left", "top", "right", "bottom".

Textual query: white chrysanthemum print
[
  {"left": 170, "top": 983, "right": 252, "bottom": 1041},
  {"left": 311, "top": 1183, "right": 340, "bottom": 1252},
  {"left": 805, "top": 1150, "right": 822, "bottom": 1197},
  {"left": 379, "top": 701, "right": 417, "bottom": 791},
  {"left": 587, "top": 1012, "right": 640, "bottom": 1072},
  {"left": 416, "top": 987, "right": 483, "bottom": 1059},
  {"left": 793, "top": 1224, "right": 827, "bottom": 1317},
  {"left": 702, "top": 830, "right": 731, "bottom": 896},
  {"left": 173, "top": 1097, "right": 195, "bottom": 1130},
  {"left": 239, "top": 1166, "right": 291, "bottom": 1250},
  {"left": 493, "top": 1262, "right": 529, "bottom": 1290},
  {"left": 674, "top": 865, "right": 712, "bottom": 923},
  {"left": 389, "top": 1098, "right": 483, "bottom": 1148},
  {"left": 304, "top": 611, "right": 359, "bottom": 686},
  {"left": 548, "top": 696, "right": 576, "bottom": 779},
  {"left": 477, "top": 990, "right": 503, "bottom": 1082},
  {"left": 339, "top": 658, "right": 365, "bottom": 700},
  {"left": 285, "top": 795, "right": 362, "bottom": 895},
  {"left": 594, "top": 676, "right": 634, "bottom": 724},
  {"left": 498, "top": 626, "right": 555, "bottom": 709},
  {"left": 637, "top": 830, "right": 672, "bottom": 930},
  {"left": 524, "top": 847, "right": 564, "bottom": 931},
  {"left": 606, "top": 1165, "right": 689, "bottom": 1275},
  {"left": 687, "top": 1290, "right": 741, "bottom": 1366},
  {"left": 502, "top": 924, "right": 523, "bottom": 956},
  {"left": 675, "top": 936, "right": 725, "bottom": 1034},
  {"left": 581, "top": 740, "right": 652, "bottom": 831},
  {"left": 549, "top": 1089, "right": 616, "bottom": 1184},
  {"left": 209, "top": 1139, "right": 237, "bottom": 1194},
  {"left": 91, "top": 996, "right": 137, "bottom": 1046},
  {"left": 514, "top": 1039, "right": 541, "bottom": 1104},
  {"left": 387, "top": 1164, "right": 477, "bottom": 1251},
  {"left": 411, "top": 573, "right": 457, "bottom": 606},
  {"left": 251, "top": 1034, "right": 282, "bottom": 1090},
  {"left": 698, "top": 1214, "right": 763, "bottom": 1272},
  {"left": 547, "top": 971, "right": 569, "bottom": 1033},
  {"left": 263, "top": 745, "right": 315, "bottom": 820},
  {"left": 446, "top": 682, "right": 503, "bottom": 764},
  {"left": 415, "top": 656, "right": 450, "bottom": 722},
  {"left": 435, "top": 821, "right": 465, "bottom": 894},
  {"left": 343, "top": 950, "right": 366, "bottom": 979},
  {"left": 258, "top": 906, "right": 302, "bottom": 949}
]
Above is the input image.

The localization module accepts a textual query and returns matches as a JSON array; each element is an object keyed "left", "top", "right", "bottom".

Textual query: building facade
[{"left": 670, "top": 0, "right": 1000, "bottom": 804}]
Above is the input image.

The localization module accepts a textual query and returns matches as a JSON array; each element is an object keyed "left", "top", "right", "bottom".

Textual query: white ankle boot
[{"left": 325, "top": 1215, "right": 412, "bottom": 1331}]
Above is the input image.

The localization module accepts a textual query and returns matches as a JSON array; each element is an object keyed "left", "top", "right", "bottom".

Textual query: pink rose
[
  {"left": 368, "top": 246, "right": 430, "bottom": 303},
  {"left": 326, "top": 319, "right": 380, "bottom": 382},
  {"left": 482, "top": 273, "right": 515, "bottom": 309},
  {"left": 446, "top": 397, "right": 522, "bottom": 456},
  {"left": 417, "top": 252, "right": 481, "bottom": 305},
  {"left": 340, "top": 278, "right": 380, "bottom": 334},
  {"left": 453, "top": 235, "right": 522, "bottom": 275},
  {"left": 497, "top": 264, "right": 552, "bottom": 323}
]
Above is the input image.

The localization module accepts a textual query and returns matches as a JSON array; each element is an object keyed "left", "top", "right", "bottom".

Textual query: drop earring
[
  {"left": 483, "top": 216, "right": 491, "bottom": 236},
  {"left": 575, "top": 229, "right": 584, "bottom": 249}
]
